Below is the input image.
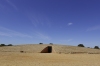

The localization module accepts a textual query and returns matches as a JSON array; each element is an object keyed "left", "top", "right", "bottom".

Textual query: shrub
[
  {"left": 94, "top": 46, "right": 99, "bottom": 49},
  {"left": 87, "top": 47, "right": 90, "bottom": 48},
  {"left": 49, "top": 43, "right": 53, "bottom": 45},
  {"left": 59, "top": 52, "right": 61, "bottom": 54},
  {"left": 20, "top": 51, "right": 24, "bottom": 53},
  {"left": 78, "top": 44, "right": 85, "bottom": 47},
  {"left": 0, "top": 44, "right": 6, "bottom": 46},
  {"left": 39, "top": 43, "right": 43, "bottom": 44},
  {"left": 8, "top": 44, "right": 13, "bottom": 46}
]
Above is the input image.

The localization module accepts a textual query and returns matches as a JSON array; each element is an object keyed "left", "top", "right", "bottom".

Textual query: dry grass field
[
  {"left": 0, "top": 44, "right": 100, "bottom": 66},
  {"left": 0, "top": 44, "right": 100, "bottom": 54},
  {"left": 0, "top": 52, "right": 100, "bottom": 66}
]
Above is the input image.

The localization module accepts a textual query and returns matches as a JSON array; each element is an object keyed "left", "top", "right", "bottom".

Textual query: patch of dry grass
[
  {"left": 0, "top": 44, "right": 100, "bottom": 54},
  {"left": 0, "top": 52, "right": 100, "bottom": 66}
]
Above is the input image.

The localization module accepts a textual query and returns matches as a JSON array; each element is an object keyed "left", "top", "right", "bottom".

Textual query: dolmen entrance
[{"left": 41, "top": 46, "right": 56, "bottom": 53}]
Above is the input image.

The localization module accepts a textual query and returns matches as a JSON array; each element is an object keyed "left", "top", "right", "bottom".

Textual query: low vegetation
[
  {"left": 8, "top": 44, "right": 13, "bottom": 46},
  {"left": 20, "top": 51, "right": 24, "bottom": 53},
  {"left": 78, "top": 44, "right": 85, "bottom": 47},
  {"left": 0, "top": 44, "right": 6, "bottom": 46},
  {"left": 39, "top": 43, "right": 43, "bottom": 44},
  {"left": 49, "top": 43, "right": 53, "bottom": 45},
  {"left": 94, "top": 46, "right": 99, "bottom": 49},
  {"left": 0, "top": 44, "right": 13, "bottom": 47}
]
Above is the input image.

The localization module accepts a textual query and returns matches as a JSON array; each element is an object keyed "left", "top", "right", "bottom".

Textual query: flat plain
[{"left": 0, "top": 52, "right": 100, "bottom": 66}]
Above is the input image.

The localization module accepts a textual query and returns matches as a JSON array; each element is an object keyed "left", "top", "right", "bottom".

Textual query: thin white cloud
[
  {"left": 0, "top": 32, "right": 12, "bottom": 37},
  {"left": 68, "top": 23, "right": 73, "bottom": 26},
  {"left": 0, "top": 26, "right": 51, "bottom": 39},
  {"left": 0, "top": 26, "right": 32, "bottom": 38},
  {"left": 36, "top": 32, "right": 51, "bottom": 40},
  {"left": 6, "top": 0, "right": 18, "bottom": 11},
  {"left": 60, "top": 39, "right": 73, "bottom": 42},
  {"left": 87, "top": 25, "right": 100, "bottom": 31},
  {"left": 27, "top": 13, "right": 51, "bottom": 28},
  {"left": 29, "top": 16, "right": 39, "bottom": 27}
]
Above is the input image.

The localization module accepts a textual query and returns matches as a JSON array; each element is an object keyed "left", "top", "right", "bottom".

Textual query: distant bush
[
  {"left": 49, "top": 43, "right": 53, "bottom": 45},
  {"left": 87, "top": 47, "right": 90, "bottom": 48},
  {"left": 0, "top": 44, "right": 6, "bottom": 47},
  {"left": 78, "top": 44, "right": 85, "bottom": 47},
  {"left": 94, "top": 46, "right": 99, "bottom": 49},
  {"left": 59, "top": 52, "right": 61, "bottom": 54},
  {"left": 0, "top": 44, "right": 13, "bottom": 47},
  {"left": 8, "top": 44, "right": 13, "bottom": 46},
  {"left": 39, "top": 43, "right": 43, "bottom": 44},
  {"left": 20, "top": 51, "right": 24, "bottom": 53}
]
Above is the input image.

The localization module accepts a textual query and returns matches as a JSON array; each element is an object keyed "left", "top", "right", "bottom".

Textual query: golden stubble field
[{"left": 0, "top": 52, "right": 100, "bottom": 66}]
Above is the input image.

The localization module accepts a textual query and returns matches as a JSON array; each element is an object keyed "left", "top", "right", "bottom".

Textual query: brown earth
[
  {"left": 0, "top": 52, "right": 100, "bottom": 66},
  {"left": 0, "top": 44, "right": 100, "bottom": 66}
]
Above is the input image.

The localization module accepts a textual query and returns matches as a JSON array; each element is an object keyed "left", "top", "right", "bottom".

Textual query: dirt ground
[{"left": 0, "top": 52, "right": 100, "bottom": 66}]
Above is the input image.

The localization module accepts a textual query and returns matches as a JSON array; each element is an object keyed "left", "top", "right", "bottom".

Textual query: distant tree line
[
  {"left": 1, "top": 43, "right": 99, "bottom": 49},
  {"left": 0, "top": 44, "right": 13, "bottom": 47},
  {"left": 39, "top": 43, "right": 99, "bottom": 49},
  {"left": 39, "top": 43, "right": 53, "bottom": 45},
  {"left": 77, "top": 44, "right": 99, "bottom": 49},
  {"left": 94, "top": 46, "right": 99, "bottom": 49}
]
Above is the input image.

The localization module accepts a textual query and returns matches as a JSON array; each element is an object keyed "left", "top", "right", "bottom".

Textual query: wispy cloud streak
[
  {"left": 28, "top": 13, "right": 51, "bottom": 28},
  {"left": 87, "top": 25, "right": 100, "bottom": 31},
  {"left": 29, "top": 16, "right": 39, "bottom": 27},
  {"left": 60, "top": 39, "right": 73, "bottom": 42},
  {"left": 6, "top": 0, "right": 18, "bottom": 10},
  {"left": 36, "top": 32, "right": 51, "bottom": 40},
  {"left": 68, "top": 23, "right": 73, "bottom": 26},
  {"left": 0, "top": 26, "right": 32, "bottom": 38},
  {"left": 0, "top": 32, "right": 12, "bottom": 37}
]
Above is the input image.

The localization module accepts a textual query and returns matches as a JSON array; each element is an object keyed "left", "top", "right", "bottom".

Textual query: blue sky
[{"left": 0, "top": 0, "right": 100, "bottom": 47}]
